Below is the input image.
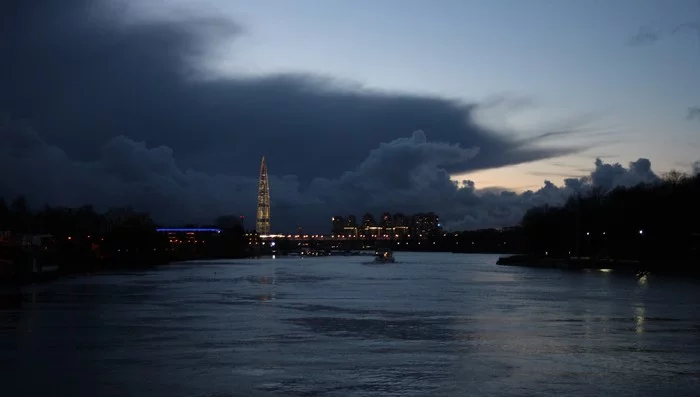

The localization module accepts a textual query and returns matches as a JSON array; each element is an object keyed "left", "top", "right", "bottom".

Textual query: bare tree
[{"left": 662, "top": 169, "right": 688, "bottom": 185}]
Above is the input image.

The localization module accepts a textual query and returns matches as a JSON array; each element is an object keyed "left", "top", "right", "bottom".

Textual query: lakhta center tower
[{"left": 256, "top": 156, "right": 271, "bottom": 235}]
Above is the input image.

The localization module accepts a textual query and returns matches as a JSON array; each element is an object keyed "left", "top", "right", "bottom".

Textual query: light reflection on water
[
  {"left": 636, "top": 306, "right": 646, "bottom": 334},
  {"left": 1, "top": 252, "right": 700, "bottom": 397}
]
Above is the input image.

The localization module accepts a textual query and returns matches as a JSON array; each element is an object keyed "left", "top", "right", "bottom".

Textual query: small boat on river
[{"left": 374, "top": 248, "right": 395, "bottom": 263}]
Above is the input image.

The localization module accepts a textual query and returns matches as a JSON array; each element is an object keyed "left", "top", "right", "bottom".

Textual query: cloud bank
[
  {"left": 0, "top": 119, "right": 673, "bottom": 232},
  {"left": 0, "top": 0, "right": 651, "bottom": 232}
]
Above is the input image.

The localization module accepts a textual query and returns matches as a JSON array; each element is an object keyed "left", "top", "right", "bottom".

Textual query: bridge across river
[
  {"left": 258, "top": 233, "right": 457, "bottom": 241},
  {"left": 256, "top": 233, "right": 456, "bottom": 254}
]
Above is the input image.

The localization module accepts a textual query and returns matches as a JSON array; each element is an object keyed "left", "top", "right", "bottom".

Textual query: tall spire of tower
[{"left": 256, "top": 155, "right": 271, "bottom": 235}]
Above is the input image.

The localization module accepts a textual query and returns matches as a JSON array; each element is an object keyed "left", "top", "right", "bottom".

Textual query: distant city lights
[{"left": 156, "top": 228, "right": 221, "bottom": 233}]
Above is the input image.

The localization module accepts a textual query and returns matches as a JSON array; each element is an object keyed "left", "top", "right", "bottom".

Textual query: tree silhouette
[
  {"left": 662, "top": 169, "right": 688, "bottom": 185},
  {"left": 0, "top": 198, "right": 8, "bottom": 229},
  {"left": 0, "top": 196, "right": 252, "bottom": 272},
  {"left": 519, "top": 173, "right": 700, "bottom": 267}
]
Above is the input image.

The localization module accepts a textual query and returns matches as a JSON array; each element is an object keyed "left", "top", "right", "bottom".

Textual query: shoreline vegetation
[
  {"left": 0, "top": 201, "right": 250, "bottom": 286},
  {"left": 495, "top": 254, "right": 700, "bottom": 276},
  {"left": 2, "top": 169, "right": 699, "bottom": 284},
  {"left": 496, "top": 169, "right": 700, "bottom": 275}
]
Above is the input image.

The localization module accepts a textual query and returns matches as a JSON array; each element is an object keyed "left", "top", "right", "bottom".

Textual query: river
[{"left": 1, "top": 252, "right": 699, "bottom": 396}]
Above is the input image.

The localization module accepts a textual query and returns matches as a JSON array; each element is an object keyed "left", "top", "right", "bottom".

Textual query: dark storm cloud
[
  {"left": 687, "top": 107, "right": 700, "bottom": 120},
  {"left": 629, "top": 25, "right": 663, "bottom": 46},
  {"left": 0, "top": 120, "right": 259, "bottom": 222},
  {"left": 0, "top": 119, "right": 668, "bottom": 232},
  {"left": 586, "top": 158, "right": 659, "bottom": 190},
  {"left": 1, "top": 0, "right": 624, "bottom": 232},
  {"left": 1, "top": 0, "right": 594, "bottom": 180}
]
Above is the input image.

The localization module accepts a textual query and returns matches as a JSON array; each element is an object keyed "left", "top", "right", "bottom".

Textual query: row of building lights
[
  {"left": 257, "top": 232, "right": 462, "bottom": 240},
  {"left": 585, "top": 230, "right": 644, "bottom": 236}
]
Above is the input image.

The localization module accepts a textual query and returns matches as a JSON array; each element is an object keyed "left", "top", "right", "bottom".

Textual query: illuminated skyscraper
[
  {"left": 411, "top": 212, "right": 440, "bottom": 237},
  {"left": 256, "top": 156, "right": 271, "bottom": 234}
]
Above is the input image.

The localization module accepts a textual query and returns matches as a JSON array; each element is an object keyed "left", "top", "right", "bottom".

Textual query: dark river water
[{"left": 2, "top": 253, "right": 700, "bottom": 396}]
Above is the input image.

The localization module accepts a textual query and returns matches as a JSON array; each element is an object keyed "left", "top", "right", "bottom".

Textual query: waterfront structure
[
  {"left": 331, "top": 216, "right": 345, "bottom": 235},
  {"left": 256, "top": 156, "right": 271, "bottom": 235},
  {"left": 328, "top": 212, "right": 443, "bottom": 238},
  {"left": 392, "top": 213, "right": 410, "bottom": 236},
  {"left": 380, "top": 212, "right": 393, "bottom": 229},
  {"left": 412, "top": 212, "right": 441, "bottom": 237},
  {"left": 362, "top": 213, "right": 376, "bottom": 229},
  {"left": 156, "top": 228, "right": 221, "bottom": 245},
  {"left": 343, "top": 215, "right": 359, "bottom": 237}
]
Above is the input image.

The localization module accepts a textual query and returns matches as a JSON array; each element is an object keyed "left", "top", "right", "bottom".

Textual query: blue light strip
[{"left": 156, "top": 228, "right": 221, "bottom": 233}]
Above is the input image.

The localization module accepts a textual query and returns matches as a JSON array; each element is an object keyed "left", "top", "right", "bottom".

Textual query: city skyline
[
  {"left": 330, "top": 212, "right": 442, "bottom": 238},
  {"left": 1, "top": 0, "right": 699, "bottom": 233}
]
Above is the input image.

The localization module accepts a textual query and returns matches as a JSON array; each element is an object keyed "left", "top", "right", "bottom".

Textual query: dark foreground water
[{"left": 1, "top": 253, "right": 700, "bottom": 396}]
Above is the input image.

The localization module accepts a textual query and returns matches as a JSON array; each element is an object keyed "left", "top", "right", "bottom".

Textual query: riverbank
[
  {"left": 0, "top": 251, "right": 254, "bottom": 286},
  {"left": 0, "top": 259, "right": 167, "bottom": 286},
  {"left": 496, "top": 254, "right": 700, "bottom": 275}
]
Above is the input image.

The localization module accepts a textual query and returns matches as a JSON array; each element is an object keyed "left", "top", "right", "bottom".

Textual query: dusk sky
[
  {"left": 1, "top": 0, "right": 698, "bottom": 232},
  {"left": 133, "top": 0, "right": 700, "bottom": 189}
]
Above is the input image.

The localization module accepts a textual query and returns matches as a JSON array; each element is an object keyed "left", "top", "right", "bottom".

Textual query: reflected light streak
[
  {"left": 258, "top": 294, "right": 273, "bottom": 301},
  {"left": 638, "top": 273, "right": 648, "bottom": 286},
  {"left": 257, "top": 268, "right": 277, "bottom": 302},
  {"left": 635, "top": 306, "right": 646, "bottom": 334}
]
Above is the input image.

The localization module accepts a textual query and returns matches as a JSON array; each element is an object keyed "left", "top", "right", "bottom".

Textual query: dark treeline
[
  {"left": 517, "top": 171, "right": 700, "bottom": 267},
  {"left": 0, "top": 197, "right": 247, "bottom": 278},
  {"left": 450, "top": 227, "right": 524, "bottom": 254},
  {"left": 3, "top": 169, "right": 699, "bottom": 279}
]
